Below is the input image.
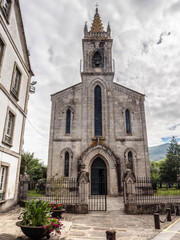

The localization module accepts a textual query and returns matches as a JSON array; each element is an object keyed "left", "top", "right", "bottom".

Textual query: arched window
[
  {"left": 128, "top": 151, "right": 133, "bottom": 171},
  {"left": 93, "top": 51, "right": 103, "bottom": 67},
  {"left": 64, "top": 151, "right": 69, "bottom": 177},
  {"left": 66, "top": 109, "right": 71, "bottom": 134},
  {"left": 125, "top": 109, "right": 131, "bottom": 134},
  {"left": 94, "top": 85, "right": 102, "bottom": 136}
]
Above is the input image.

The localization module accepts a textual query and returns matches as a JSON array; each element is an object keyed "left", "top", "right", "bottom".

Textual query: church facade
[{"left": 47, "top": 8, "right": 150, "bottom": 196}]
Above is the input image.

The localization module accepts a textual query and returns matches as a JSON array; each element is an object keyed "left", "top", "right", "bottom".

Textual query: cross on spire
[{"left": 95, "top": 3, "right": 99, "bottom": 8}]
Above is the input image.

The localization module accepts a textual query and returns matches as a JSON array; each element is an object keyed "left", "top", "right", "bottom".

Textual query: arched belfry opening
[
  {"left": 93, "top": 51, "right": 103, "bottom": 67},
  {"left": 91, "top": 157, "right": 107, "bottom": 195}
]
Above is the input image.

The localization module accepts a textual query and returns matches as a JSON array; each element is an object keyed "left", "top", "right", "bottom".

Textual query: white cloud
[{"left": 20, "top": 0, "right": 180, "bottom": 164}]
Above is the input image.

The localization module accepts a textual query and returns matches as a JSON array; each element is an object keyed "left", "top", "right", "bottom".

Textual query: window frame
[
  {"left": 64, "top": 151, "right": 69, "bottom": 177},
  {"left": 0, "top": 34, "right": 6, "bottom": 75},
  {"left": 65, "top": 108, "right": 71, "bottom": 135},
  {"left": 0, "top": 0, "right": 12, "bottom": 23},
  {"left": 10, "top": 62, "right": 22, "bottom": 101},
  {"left": 125, "top": 109, "right": 132, "bottom": 135},
  {"left": 2, "top": 107, "right": 16, "bottom": 147},
  {"left": 0, "top": 162, "right": 9, "bottom": 201},
  {"left": 128, "top": 151, "right": 133, "bottom": 171},
  {"left": 94, "top": 85, "right": 102, "bottom": 137}
]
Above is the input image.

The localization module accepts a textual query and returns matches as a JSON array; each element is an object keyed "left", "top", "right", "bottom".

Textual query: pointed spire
[
  {"left": 90, "top": 7, "right": 104, "bottom": 33},
  {"left": 84, "top": 21, "right": 88, "bottom": 37},
  {"left": 107, "top": 21, "right": 111, "bottom": 37}
]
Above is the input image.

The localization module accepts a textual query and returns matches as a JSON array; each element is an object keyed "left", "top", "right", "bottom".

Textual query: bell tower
[{"left": 81, "top": 7, "right": 114, "bottom": 79}]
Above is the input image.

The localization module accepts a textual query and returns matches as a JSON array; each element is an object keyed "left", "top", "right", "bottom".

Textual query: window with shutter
[
  {"left": 0, "top": 166, "right": 7, "bottom": 200},
  {"left": 2, "top": 107, "right": 16, "bottom": 146},
  {"left": 11, "top": 63, "right": 22, "bottom": 100}
]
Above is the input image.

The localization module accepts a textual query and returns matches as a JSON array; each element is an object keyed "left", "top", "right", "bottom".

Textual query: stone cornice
[
  {"left": 116, "top": 137, "right": 143, "bottom": 142},
  {"left": 53, "top": 138, "right": 81, "bottom": 142},
  {"left": 0, "top": 145, "right": 20, "bottom": 158},
  {"left": 81, "top": 72, "right": 114, "bottom": 77}
]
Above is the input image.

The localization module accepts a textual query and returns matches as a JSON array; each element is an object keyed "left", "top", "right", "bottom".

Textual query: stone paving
[{"left": 0, "top": 197, "right": 178, "bottom": 240}]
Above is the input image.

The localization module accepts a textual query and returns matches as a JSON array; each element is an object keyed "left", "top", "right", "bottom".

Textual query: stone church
[{"left": 47, "top": 8, "right": 150, "bottom": 196}]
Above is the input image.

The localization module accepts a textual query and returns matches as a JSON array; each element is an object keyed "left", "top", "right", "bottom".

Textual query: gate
[
  {"left": 89, "top": 193, "right": 107, "bottom": 211},
  {"left": 89, "top": 180, "right": 107, "bottom": 211},
  {"left": 89, "top": 157, "right": 107, "bottom": 211}
]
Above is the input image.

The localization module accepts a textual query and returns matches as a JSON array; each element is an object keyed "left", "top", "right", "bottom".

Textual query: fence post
[
  {"left": 154, "top": 213, "right": 160, "bottom": 229},
  {"left": 124, "top": 168, "right": 136, "bottom": 203},
  {"left": 78, "top": 163, "right": 89, "bottom": 214},
  {"left": 166, "top": 208, "right": 172, "bottom": 221},
  {"left": 175, "top": 205, "right": 179, "bottom": 216},
  {"left": 106, "top": 230, "right": 116, "bottom": 240}
]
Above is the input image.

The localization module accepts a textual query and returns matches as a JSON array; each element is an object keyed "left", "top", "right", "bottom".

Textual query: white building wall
[
  {"left": 0, "top": 0, "right": 32, "bottom": 211},
  {"left": 0, "top": 84, "right": 24, "bottom": 153},
  {"left": 0, "top": 152, "right": 18, "bottom": 199},
  {"left": 0, "top": 23, "right": 29, "bottom": 110}
]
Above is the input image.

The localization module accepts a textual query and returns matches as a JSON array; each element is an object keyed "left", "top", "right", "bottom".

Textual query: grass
[
  {"left": 155, "top": 188, "right": 180, "bottom": 196},
  {"left": 27, "top": 190, "right": 45, "bottom": 197}
]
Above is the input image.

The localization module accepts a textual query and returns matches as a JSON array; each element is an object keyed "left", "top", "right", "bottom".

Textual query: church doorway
[{"left": 91, "top": 157, "right": 107, "bottom": 195}]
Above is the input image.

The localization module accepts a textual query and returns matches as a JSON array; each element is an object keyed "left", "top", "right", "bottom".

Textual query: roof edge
[
  {"left": 114, "top": 82, "right": 145, "bottom": 97},
  {"left": 51, "top": 82, "right": 82, "bottom": 98},
  {"left": 16, "top": 0, "right": 34, "bottom": 76}
]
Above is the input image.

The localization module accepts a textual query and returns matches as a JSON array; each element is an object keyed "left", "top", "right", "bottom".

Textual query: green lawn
[
  {"left": 155, "top": 188, "right": 180, "bottom": 196},
  {"left": 27, "top": 190, "right": 45, "bottom": 197}
]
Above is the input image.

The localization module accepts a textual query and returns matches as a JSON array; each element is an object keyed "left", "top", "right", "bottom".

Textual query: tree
[
  {"left": 20, "top": 151, "right": 47, "bottom": 182},
  {"left": 150, "top": 160, "right": 159, "bottom": 181},
  {"left": 150, "top": 160, "right": 161, "bottom": 181},
  {"left": 159, "top": 136, "right": 180, "bottom": 182}
]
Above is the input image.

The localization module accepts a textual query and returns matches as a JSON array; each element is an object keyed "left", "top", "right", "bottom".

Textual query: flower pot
[
  {"left": 16, "top": 221, "right": 50, "bottom": 239},
  {"left": 51, "top": 208, "right": 65, "bottom": 218}
]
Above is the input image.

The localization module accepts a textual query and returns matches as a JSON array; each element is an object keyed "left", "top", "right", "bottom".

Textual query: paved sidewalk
[
  {"left": 152, "top": 218, "right": 180, "bottom": 240},
  {"left": 0, "top": 197, "right": 178, "bottom": 240}
]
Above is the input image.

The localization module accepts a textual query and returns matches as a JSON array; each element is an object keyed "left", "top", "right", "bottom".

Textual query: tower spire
[{"left": 90, "top": 6, "right": 104, "bottom": 33}]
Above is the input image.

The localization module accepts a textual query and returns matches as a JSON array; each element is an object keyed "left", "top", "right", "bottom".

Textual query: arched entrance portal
[{"left": 91, "top": 157, "right": 107, "bottom": 195}]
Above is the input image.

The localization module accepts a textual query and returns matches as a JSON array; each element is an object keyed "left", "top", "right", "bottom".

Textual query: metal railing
[
  {"left": 27, "top": 178, "right": 79, "bottom": 205},
  {"left": 125, "top": 178, "right": 180, "bottom": 204}
]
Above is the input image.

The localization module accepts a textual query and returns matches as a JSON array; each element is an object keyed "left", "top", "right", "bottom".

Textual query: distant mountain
[{"left": 149, "top": 143, "right": 169, "bottom": 162}]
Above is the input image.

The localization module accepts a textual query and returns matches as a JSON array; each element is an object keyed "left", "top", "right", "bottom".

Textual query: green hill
[{"left": 149, "top": 143, "right": 169, "bottom": 162}]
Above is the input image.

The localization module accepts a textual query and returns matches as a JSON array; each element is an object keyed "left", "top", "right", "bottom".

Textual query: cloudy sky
[{"left": 20, "top": 0, "right": 180, "bottom": 165}]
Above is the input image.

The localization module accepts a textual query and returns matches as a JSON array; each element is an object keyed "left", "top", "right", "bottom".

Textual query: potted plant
[
  {"left": 48, "top": 203, "right": 65, "bottom": 218},
  {"left": 16, "top": 199, "right": 63, "bottom": 239}
]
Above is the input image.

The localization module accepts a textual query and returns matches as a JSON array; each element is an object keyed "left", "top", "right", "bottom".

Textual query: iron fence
[
  {"left": 27, "top": 178, "right": 79, "bottom": 205},
  {"left": 125, "top": 178, "right": 180, "bottom": 204}
]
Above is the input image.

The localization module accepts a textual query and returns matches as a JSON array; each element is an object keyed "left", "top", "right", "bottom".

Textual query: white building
[
  {"left": 47, "top": 8, "right": 150, "bottom": 196},
  {"left": 0, "top": 0, "right": 33, "bottom": 210}
]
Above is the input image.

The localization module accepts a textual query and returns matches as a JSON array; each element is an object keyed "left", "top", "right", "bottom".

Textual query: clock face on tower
[{"left": 93, "top": 51, "right": 103, "bottom": 67}]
